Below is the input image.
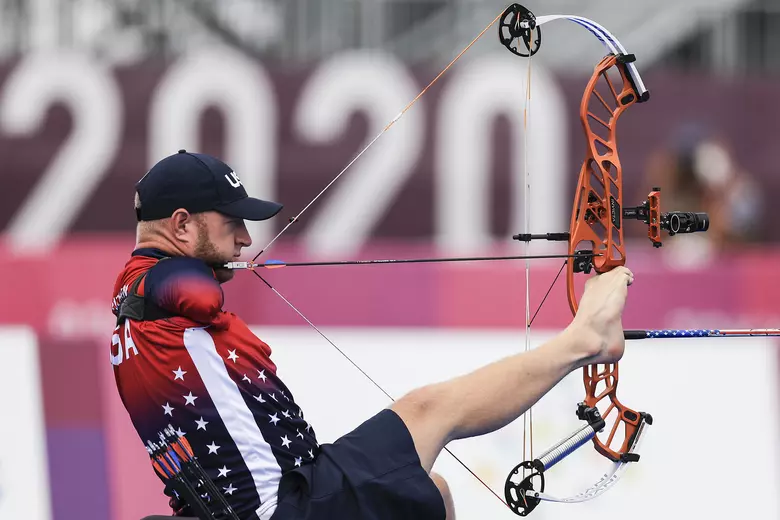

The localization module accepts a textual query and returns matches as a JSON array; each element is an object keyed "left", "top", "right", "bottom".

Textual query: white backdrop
[
  {"left": 0, "top": 326, "right": 52, "bottom": 520},
  {"left": 258, "top": 325, "right": 780, "bottom": 520}
]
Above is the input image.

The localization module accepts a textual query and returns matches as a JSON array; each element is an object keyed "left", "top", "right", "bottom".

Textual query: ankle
[{"left": 561, "top": 323, "right": 605, "bottom": 369}]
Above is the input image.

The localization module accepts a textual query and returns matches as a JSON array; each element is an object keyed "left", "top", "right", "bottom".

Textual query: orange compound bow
[{"left": 502, "top": 4, "right": 709, "bottom": 516}]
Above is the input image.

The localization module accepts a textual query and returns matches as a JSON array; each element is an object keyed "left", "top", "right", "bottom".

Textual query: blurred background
[{"left": 2, "top": 0, "right": 780, "bottom": 519}]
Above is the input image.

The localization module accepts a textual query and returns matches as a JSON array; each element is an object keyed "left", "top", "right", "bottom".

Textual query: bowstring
[
  {"left": 522, "top": 21, "right": 534, "bottom": 482},
  {"left": 243, "top": 6, "right": 515, "bottom": 513},
  {"left": 252, "top": 8, "right": 507, "bottom": 264}
]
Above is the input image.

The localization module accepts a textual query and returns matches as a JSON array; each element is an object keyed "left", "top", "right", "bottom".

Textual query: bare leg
[
  {"left": 429, "top": 472, "right": 456, "bottom": 520},
  {"left": 391, "top": 266, "right": 634, "bottom": 471}
]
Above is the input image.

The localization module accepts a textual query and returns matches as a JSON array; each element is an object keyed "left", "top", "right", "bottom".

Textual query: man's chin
[{"left": 213, "top": 266, "right": 235, "bottom": 284}]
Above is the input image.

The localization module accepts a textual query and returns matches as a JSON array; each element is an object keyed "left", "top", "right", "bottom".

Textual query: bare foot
[{"left": 568, "top": 266, "right": 634, "bottom": 367}]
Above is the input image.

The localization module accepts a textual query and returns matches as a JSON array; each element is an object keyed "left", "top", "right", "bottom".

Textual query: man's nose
[{"left": 237, "top": 221, "right": 252, "bottom": 247}]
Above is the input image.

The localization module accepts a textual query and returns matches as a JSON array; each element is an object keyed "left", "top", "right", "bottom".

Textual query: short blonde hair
[{"left": 134, "top": 191, "right": 168, "bottom": 237}]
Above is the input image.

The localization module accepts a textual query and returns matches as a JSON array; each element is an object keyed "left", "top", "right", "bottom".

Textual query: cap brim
[{"left": 215, "top": 197, "right": 283, "bottom": 221}]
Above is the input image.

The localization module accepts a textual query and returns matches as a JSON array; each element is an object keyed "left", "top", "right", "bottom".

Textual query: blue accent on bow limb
[{"left": 569, "top": 18, "right": 612, "bottom": 46}]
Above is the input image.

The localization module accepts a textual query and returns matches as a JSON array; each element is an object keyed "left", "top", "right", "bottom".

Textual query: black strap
[{"left": 114, "top": 259, "right": 178, "bottom": 325}]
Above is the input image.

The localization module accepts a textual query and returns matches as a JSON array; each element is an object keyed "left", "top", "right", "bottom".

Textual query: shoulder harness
[{"left": 114, "top": 258, "right": 178, "bottom": 325}]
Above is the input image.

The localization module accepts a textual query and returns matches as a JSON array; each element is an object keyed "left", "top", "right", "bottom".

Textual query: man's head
[{"left": 134, "top": 150, "right": 282, "bottom": 282}]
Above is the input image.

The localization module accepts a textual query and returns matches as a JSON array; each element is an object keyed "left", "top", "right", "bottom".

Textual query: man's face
[{"left": 193, "top": 211, "right": 252, "bottom": 283}]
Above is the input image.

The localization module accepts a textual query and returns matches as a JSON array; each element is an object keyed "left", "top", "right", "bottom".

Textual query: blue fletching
[{"left": 263, "top": 259, "right": 287, "bottom": 269}]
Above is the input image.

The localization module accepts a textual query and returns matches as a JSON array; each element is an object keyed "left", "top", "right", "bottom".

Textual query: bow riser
[
  {"left": 567, "top": 54, "right": 649, "bottom": 463},
  {"left": 567, "top": 54, "right": 638, "bottom": 316}
]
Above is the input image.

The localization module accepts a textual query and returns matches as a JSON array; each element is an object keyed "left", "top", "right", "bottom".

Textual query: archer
[{"left": 110, "top": 150, "right": 634, "bottom": 520}]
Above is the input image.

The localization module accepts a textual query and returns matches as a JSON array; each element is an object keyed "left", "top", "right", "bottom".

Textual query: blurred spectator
[{"left": 639, "top": 123, "right": 763, "bottom": 267}]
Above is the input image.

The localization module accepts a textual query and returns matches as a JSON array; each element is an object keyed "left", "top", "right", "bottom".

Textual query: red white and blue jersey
[{"left": 110, "top": 248, "right": 318, "bottom": 519}]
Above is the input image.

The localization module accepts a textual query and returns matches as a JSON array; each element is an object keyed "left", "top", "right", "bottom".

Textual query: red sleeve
[{"left": 143, "top": 257, "right": 229, "bottom": 328}]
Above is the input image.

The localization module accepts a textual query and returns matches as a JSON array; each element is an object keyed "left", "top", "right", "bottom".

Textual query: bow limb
[{"left": 534, "top": 14, "right": 649, "bottom": 102}]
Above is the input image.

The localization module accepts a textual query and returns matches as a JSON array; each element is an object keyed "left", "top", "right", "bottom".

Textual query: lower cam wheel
[{"left": 504, "top": 461, "right": 545, "bottom": 516}]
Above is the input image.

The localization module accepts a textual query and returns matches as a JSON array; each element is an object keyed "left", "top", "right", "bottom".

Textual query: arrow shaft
[
  {"left": 625, "top": 329, "right": 780, "bottom": 340},
  {"left": 226, "top": 253, "right": 594, "bottom": 270}
]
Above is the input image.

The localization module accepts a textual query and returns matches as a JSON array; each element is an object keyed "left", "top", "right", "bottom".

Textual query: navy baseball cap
[{"left": 135, "top": 150, "right": 283, "bottom": 222}]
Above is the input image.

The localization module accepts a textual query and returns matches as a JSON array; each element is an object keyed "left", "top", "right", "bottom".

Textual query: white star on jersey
[
  {"left": 254, "top": 394, "right": 266, "bottom": 403},
  {"left": 281, "top": 435, "right": 291, "bottom": 448},
  {"left": 242, "top": 374, "right": 252, "bottom": 384},
  {"left": 207, "top": 442, "right": 220, "bottom": 454},
  {"left": 295, "top": 457, "right": 302, "bottom": 467},
  {"left": 162, "top": 403, "right": 174, "bottom": 416},
  {"left": 269, "top": 413, "right": 280, "bottom": 426},
  {"left": 227, "top": 350, "right": 239, "bottom": 362},
  {"left": 172, "top": 367, "right": 187, "bottom": 380},
  {"left": 195, "top": 417, "right": 209, "bottom": 431},
  {"left": 218, "top": 466, "right": 231, "bottom": 478},
  {"left": 183, "top": 392, "right": 198, "bottom": 406},
  {"left": 257, "top": 370, "right": 267, "bottom": 382},
  {"left": 223, "top": 483, "right": 237, "bottom": 495}
]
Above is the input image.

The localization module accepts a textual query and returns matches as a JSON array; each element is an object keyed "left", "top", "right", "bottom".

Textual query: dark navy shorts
[{"left": 270, "top": 408, "right": 446, "bottom": 520}]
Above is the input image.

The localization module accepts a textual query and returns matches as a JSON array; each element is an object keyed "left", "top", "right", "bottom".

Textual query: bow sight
[
  {"left": 514, "top": 185, "right": 712, "bottom": 254},
  {"left": 623, "top": 188, "right": 710, "bottom": 248}
]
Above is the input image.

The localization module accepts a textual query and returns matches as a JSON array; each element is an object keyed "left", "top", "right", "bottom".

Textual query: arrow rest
[
  {"left": 499, "top": 4, "right": 542, "bottom": 57},
  {"left": 571, "top": 250, "right": 594, "bottom": 274}
]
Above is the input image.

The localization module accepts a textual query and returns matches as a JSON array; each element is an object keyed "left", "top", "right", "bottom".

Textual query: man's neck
[{"left": 134, "top": 236, "right": 187, "bottom": 257}]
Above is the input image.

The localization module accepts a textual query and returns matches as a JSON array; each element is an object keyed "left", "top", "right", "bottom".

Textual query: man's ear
[{"left": 170, "top": 209, "right": 195, "bottom": 242}]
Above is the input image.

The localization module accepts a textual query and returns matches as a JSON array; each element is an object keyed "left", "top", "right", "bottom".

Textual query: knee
[
  {"left": 430, "top": 471, "right": 451, "bottom": 499},
  {"left": 393, "top": 385, "right": 453, "bottom": 436},
  {"left": 430, "top": 472, "right": 456, "bottom": 520}
]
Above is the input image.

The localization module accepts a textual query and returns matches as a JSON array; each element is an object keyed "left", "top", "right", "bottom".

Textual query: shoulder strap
[{"left": 114, "top": 258, "right": 177, "bottom": 325}]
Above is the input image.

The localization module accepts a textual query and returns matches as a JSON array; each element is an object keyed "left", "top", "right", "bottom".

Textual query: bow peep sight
[{"left": 499, "top": 4, "right": 542, "bottom": 57}]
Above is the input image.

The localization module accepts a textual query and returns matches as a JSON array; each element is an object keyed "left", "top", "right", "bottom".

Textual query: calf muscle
[{"left": 391, "top": 327, "right": 587, "bottom": 472}]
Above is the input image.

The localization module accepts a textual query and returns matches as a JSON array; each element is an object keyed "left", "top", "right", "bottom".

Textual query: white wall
[
  {"left": 257, "top": 325, "right": 780, "bottom": 520},
  {"left": 0, "top": 326, "right": 52, "bottom": 520}
]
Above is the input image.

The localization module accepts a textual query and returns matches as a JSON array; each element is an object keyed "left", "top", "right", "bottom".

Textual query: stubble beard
[{"left": 194, "top": 219, "right": 235, "bottom": 283}]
